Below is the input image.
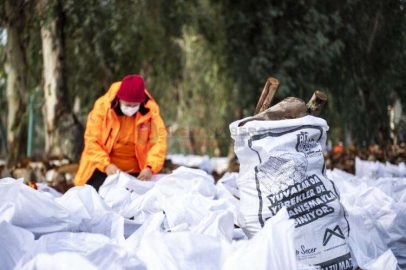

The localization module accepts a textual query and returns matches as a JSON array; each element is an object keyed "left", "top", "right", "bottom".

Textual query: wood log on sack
[
  {"left": 254, "top": 77, "right": 280, "bottom": 115},
  {"left": 239, "top": 77, "right": 328, "bottom": 127},
  {"left": 238, "top": 97, "right": 308, "bottom": 126},
  {"left": 306, "top": 90, "right": 328, "bottom": 116}
]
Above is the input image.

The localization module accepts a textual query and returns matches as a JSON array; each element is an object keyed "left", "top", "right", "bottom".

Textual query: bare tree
[
  {"left": 37, "top": 0, "right": 83, "bottom": 161},
  {"left": 4, "top": 0, "right": 28, "bottom": 166}
]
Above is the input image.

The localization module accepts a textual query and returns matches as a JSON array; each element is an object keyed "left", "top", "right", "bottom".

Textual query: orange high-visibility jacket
[{"left": 74, "top": 82, "right": 167, "bottom": 186}]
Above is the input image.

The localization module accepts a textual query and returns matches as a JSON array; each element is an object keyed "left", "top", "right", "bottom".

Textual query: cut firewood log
[
  {"left": 254, "top": 77, "right": 279, "bottom": 115},
  {"left": 238, "top": 97, "right": 308, "bottom": 126},
  {"left": 306, "top": 90, "right": 328, "bottom": 116}
]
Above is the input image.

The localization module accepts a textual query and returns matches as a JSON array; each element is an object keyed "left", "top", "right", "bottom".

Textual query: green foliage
[
  {"left": 1, "top": 0, "right": 406, "bottom": 159},
  {"left": 212, "top": 0, "right": 406, "bottom": 146}
]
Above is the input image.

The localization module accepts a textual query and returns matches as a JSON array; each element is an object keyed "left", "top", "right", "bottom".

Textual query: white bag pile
[
  {"left": 166, "top": 154, "right": 214, "bottom": 173},
  {"left": 0, "top": 167, "right": 311, "bottom": 270},
  {"left": 355, "top": 157, "right": 406, "bottom": 178},
  {"left": 166, "top": 155, "right": 230, "bottom": 174},
  {"left": 328, "top": 168, "right": 406, "bottom": 270}
]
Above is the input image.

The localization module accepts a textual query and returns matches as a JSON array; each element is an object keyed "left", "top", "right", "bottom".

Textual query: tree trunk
[
  {"left": 37, "top": 0, "right": 83, "bottom": 161},
  {"left": 4, "top": 0, "right": 28, "bottom": 166}
]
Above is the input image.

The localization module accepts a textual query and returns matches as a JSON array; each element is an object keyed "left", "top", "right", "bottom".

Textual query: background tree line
[{"left": 0, "top": 0, "right": 405, "bottom": 166}]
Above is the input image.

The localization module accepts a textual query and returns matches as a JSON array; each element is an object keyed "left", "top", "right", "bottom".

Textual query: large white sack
[
  {"left": 0, "top": 178, "right": 80, "bottom": 237},
  {"left": 161, "top": 192, "right": 243, "bottom": 230},
  {"left": 126, "top": 206, "right": 234, "bottom": 246},
  {"left": 124, "top": 219, "right": 142, "bottom": 238},
  {"left": 120, "top": 167, "right": 217, "bottom": 221},
  {"left": 345, "top": 204, "right": 400, "bottom": 270},
  {"left": 222, "top": 208, "right": 303, "bottom": 270},
  {"left": 160, "top": 196, "right": 240, "bottom": 242},
  {"left": 154, "top": 167, "right": 216, "bottom": 198},
  {"left": 214, "top": 181, "right": 243, "bottom": 227},
  {"left": 392, "top": 178, "right": 406, "bottom": 203},
  {"left": 120, "top": 189, "right": 163, "bottom": 222},
  {"left": 328, "top": 169, "right": 406, "bottom": 269},
  {"left": 167, "top": 154, "right": 213, "bottom": 173},
  {"left": 341, "top": 186, "right": 406, "bottom": 269},
  {"left": 15, "top": 232, "right": 144, "bottom": 270},
  {"left": 167, "top": 155, "right": 230, "bottom": 174},
  {"left": 131, "top": 215, "right": 235, "bottom": 270},
  {"left": 385, "top": 162, "right": 404, "bottom": 178},
  {"left": 368, "top": 177, "right": 406, "bottom": 203},
  {"left": 125, "top": 212, "right": 166, "bottom": 253},
  {"left": 137, "top": 230, "right": 227, "bottom": 270},
  {"left": 355, "top": 158, "right": 386, "bottom": 179},
  {"left": 100, "top": 175, "right": 161, "bottom": 221},
  {"left": 103, "top": 187, "right": 133, "bottom": 216},
  {"left": 162, "top": 194, "right": 216, "bottom": 228},
  {"left": 215, "top": 180, "right": 238, "bottom": 201},
  {"left": 326, "top": 169, "right": 359, "bottom": 189},
  {"left": 19, "top": 252, "right": 98, "bottom": 270},
  {"left": 216, "top": 172, "right": 240, "bottom": 199},
  {"left": 361, "top": 250, "right": 402, "bottom": 270},
  {"left": 0, "top": 202, "right": 15, "bottom": 222},
  {"left": 399, "top": 162, "right": 406, "bottom": 177},
  {"left": 328, "top": 169, "right": 406, "bottom": 203},
  {"left": 0, "top": 221, "right": 35, "bottom": 269},
  {"left": 210, "top": 157, "right": 230, "bottom": 174},
  {"left": 230, "top": 116, "right": 352, "bottom": 269},
  {"left": 129, "top": 212, "right": 230, "bottom": 270},
  {"left": 36, "top": 183, "right": 63, "bottom": 198},
  {"left": 55, "top": 185, "right": 125, "bottom": 241},
  {"left": 99, "top": 172, "right": 164, "bottom": 217},
  {"left": 99, "top": 172, "right": 161, "bottom": 199},
  {"left": 127, "top": 211, "right": 226, "bottom": 270},
  {"left": 189, "top": 210, "right": 234, "bottom": 242}
]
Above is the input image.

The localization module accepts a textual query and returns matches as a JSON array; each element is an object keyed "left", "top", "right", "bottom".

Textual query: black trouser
[{"left": 87, "top": 169, "right": 140, "bottom": 191}]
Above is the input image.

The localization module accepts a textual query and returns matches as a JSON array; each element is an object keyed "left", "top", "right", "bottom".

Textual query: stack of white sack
[
  {"left": 355, "top": 157, "right": 406, "bottom": 178},
  {"left": 210, "top": 157, "right": 231, "bottom": 174},
  {"left": 0, "top": 167, "right": 313, "bottom": 270},
  {"left": 166, "top": 154, "right": 213, "bottom": 173},
  {"left": 166, "top": 154, "right": 230, "bottom": 174},
  {"left": 208, "top": 168, "right": 406, "bottom": 270},
  {"left": 328, "top": 168, "right": 406, "bottom": 270}
]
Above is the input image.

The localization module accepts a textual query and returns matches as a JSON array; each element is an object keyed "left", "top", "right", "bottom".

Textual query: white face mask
[{"left": 120, "top": 104, "right": 140, "bottom": 116}]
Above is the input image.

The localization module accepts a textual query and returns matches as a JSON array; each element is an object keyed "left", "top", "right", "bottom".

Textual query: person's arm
[
  {"left": 83, "top": 102, "right": 111, "bottom": 173},
  {"left": 145, "top": 110, "right": 167, "bottom": 174}
]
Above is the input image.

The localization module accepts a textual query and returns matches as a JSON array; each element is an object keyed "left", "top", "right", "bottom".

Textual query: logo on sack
[
  {"left": 295, "top": 131, "right": 318, "bottom": 155},
  {"left": 323, "top": 225, "right": 345, "bottom": 246},
  {"left": 296, "top": 245, "right": 317, "bottom": 256}
]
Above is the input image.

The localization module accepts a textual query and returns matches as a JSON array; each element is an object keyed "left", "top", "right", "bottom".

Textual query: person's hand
[
  {"left": 138, "top": 167, "right": 152, "bottom": 181},
  {"left": 105, "top": 164, "right": 119, "bottom": 176}
]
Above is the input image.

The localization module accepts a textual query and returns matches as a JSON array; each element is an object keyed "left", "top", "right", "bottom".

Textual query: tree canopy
[{"left": 0, "top": 0, "right": 405, "bottom": 160}]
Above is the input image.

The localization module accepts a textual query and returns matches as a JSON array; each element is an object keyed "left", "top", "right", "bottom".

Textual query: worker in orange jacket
[{"left": 74, "top": 75, "right": 167, "bottom": 190}]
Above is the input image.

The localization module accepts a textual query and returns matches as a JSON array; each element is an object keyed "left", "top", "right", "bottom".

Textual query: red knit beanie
[{"left": 117, "top": 75, "right": 146, "bottom": 102}]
